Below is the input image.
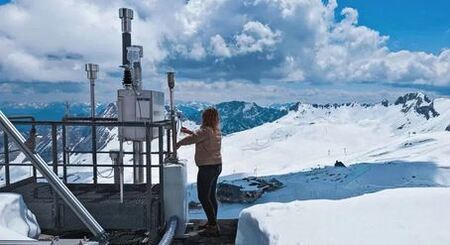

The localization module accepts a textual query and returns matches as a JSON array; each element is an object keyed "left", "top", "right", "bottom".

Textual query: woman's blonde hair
[{"left": 202, "top": 107, "right": 220, "bottom": 132}]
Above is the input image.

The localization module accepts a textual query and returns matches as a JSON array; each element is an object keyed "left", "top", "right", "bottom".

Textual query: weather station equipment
[
  {"left": 0, "top": 7, "right": 190, "bottom": 244},
  {"left": 117, "top": 8, "right": 164, "bottom": 185}
]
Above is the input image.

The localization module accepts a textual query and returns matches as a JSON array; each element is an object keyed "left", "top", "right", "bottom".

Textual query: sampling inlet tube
[
  {"left": 119, "top": 8, "right": 133, "bottom": 67},
  {"left": 0, "top": 111, "right": 109, "bottom": 242},
  {"left": 158, "top": 216, "right": 178, "bottom": 245}
]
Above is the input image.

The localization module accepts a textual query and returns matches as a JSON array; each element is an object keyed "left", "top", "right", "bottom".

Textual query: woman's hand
[{"left": 181, "top": 127, "right": 194, "bottom": 135}]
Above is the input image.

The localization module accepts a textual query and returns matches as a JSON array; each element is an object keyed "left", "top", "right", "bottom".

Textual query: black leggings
[{"left": 197, "top": 164, "right": 222, "bottom": 225}]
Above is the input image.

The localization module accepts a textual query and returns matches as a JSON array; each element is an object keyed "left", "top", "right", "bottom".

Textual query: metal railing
[
  {"left": 0, "top": 114, "right": 174, "bottom": 241},
  {"left": 1, "top": 117, "right": 172, "bottom": 185}
]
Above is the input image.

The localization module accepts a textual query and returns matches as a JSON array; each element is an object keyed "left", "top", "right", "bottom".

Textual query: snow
[
  {"left": 4, "top": 96, "right": 450, "bottom": 243},
  {"left": 0, "top": 193, "right": 40, "bottom": 240},
  {"left": 45, "top": 97, "right": 450, "bottom": 220},
  {"left": 236, "top": 188, "right": 450, "bottom": 245}
]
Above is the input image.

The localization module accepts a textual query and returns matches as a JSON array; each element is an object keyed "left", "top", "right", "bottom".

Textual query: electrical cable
[{"left": 97, "top": 167, "right": 114, "bottom": 179}]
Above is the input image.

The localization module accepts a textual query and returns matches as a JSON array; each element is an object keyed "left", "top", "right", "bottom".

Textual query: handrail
[
  {"left": 0, "top": 111, "right": 109, "bottom": 243},
  {"left": 10, "top": 119, "right": 171, "bottom": 127},
  {"left": 63, "top": 116, "right": 118, "bottom": 121}
]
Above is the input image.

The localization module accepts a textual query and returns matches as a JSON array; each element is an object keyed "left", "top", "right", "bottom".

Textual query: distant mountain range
[{"left": 0, "top": 92, "right": 445, "bottom": 164}]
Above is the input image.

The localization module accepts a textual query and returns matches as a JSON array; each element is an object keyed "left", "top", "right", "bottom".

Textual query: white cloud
[
  {"left": 234, "top": 21, "right": 282, "bottom": 54},
  {"left": 175, "top": 79, "right": 298, "bottom": 104},
  {"left": 210, "top": 35, "right": 231, "bottom": 58},
  {"left": 0, "top": 0, "right": 449, "bottom": 103}
]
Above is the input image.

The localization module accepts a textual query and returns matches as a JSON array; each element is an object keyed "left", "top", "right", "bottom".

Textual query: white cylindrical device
[
  {"left": 85, "top": 64, "right": 99, "bottom": 119},
  {"left": 163, "top": 161, "right": 188, "bottom": 236},
  {"left": 119, "top": 8, "right": 133, "bottom": 33}
]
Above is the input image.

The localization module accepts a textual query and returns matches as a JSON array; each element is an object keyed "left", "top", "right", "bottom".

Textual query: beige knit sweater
[{"left": 177, "top": 126, "right": 222, "bottom": 166}]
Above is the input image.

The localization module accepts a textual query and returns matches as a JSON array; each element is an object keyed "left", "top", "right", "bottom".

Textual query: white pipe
[{"left": 158, "top": 216, "right": 178, "bottom": 245}]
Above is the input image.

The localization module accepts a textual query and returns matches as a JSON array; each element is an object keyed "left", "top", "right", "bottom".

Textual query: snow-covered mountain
[
  {"left": 0, "top": 102, "right": 112, "bottom": 164},
  {"left": 2, "top": 92, "right": 448, "bottom": 172},
  {"left": 185, "top": 92, "right": 450, "bottom": 220},
  {"left": 3, "top": 92, "right": 450, "bottom": 243},
  {"left": 176, "top": 101, "right": 288, "bottom": 134},
  {"left": 232, "top": 94, "right": 450, "bottom": 244},
  {"left": 0, "top": 100, "right": 288, "bottom": 183}
]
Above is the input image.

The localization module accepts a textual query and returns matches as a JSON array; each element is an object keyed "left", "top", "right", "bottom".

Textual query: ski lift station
[{"left": 0, "top": 8, "right": 236, "bottom": 245}]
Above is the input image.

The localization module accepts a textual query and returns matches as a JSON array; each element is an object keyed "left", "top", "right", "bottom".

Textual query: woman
[{"left": 177, "top": 107, "right": 222, "bottom": 236}]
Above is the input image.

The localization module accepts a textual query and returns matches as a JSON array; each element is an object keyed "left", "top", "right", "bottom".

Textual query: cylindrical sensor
[
  {"left": 119, "top": 8, "right": 133, "bottom": 33},
  {"left": 85, "top": 63, "right": 99, "bottom": 80},
  {"left": 167, "top": 71, "right": 175, "bottom": 89}
]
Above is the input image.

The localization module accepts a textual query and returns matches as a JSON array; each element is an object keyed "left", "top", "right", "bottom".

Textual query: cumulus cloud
[
  {"left": 0, "top": 0, "right": 449, "bottom": 103},
  {"left": 210, "top": 35, "right": 231, "bottom": 58},
  {"left": 234, "top": 21, "right": 282, "bottom": 54}
]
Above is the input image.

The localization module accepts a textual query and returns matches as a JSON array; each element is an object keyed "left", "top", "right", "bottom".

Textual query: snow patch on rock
[{"left": 0, "top": 193, "right": 40, "bottom": 240}]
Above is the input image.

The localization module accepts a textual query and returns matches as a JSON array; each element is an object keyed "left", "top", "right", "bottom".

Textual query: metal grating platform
[{"left": 5, "top": 179, "right": 160, "bottom": 235}]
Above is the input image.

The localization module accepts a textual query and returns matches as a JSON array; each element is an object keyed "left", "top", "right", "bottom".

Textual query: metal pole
[
  {"left": 85, "top": 64, "right": 99, "bottom": 185},
  {"left": 166, "top": 129, "right": 171, "bottom": 156},
  {"left": 133, "top": 141, "right": 144, "bottom": 184},
  {"left": 158, "top": 126, "right": 165, "bottom": 230},
  {"left": 62, "top": 125, "right": 67, "bottom": 183},
  {"left": 90, "top": 80, "right": 95, "bottom": 118},
  {"left": 145, "top": 124, "right": 152, "bottom": 232},
  {"left": 119, "top": 139, "right": 124, "bottom": 203},
  {"left": 146, "top": 124, "right": 152, "bottom": 186},
  {"left": 0, "top": 111, "right": 108, "bottom": 242},
  {"left": 51, "top": 124, "right": 58, "bottom": 175},
  {"left": 167, "top": 72, "right": 177, "bottom": 159},
  {"left": 92, "top": 126, "right": 97, "bottom": 185},
  {"left": 3, "top": 133, "right": 10, "bottom": 186}
]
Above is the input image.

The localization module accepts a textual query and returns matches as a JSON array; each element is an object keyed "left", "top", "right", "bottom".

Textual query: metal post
[
  {"left": 119, "top": 139, "right": 124, "bottom": 203},
  {"left": 133, "top": 141, "right": 144, "bottom": 184},
  {"left": 62, "top": 125, "right": 67, "bottom": 183},
  {"left": 145, "top": 124, "right": 152, "bottom": 232},
  {"left": 167, "top": 72, "right": 177, "bottom": 159},
  {"left": 3, "top": 133, "right": 10, "bottom": 186},
  {"left": 51, "top": 124, "right": 58, "bottom": 175},
  {"left": 90, "top": 79, "right": 95, "bottom": 119},
  {"left": 158, "top": 126, "right": 164, "bottom": 229},
  {"left": 166, "top": 129, "right": 171, "bottom": 157},
  {"left": 146, "top": 125, "right": 152, "bottom": 185},
  {"left": 0, "top": 111, "right": 108, "bottom": 242},
  {"left": 85, "top": 64, "right": 99, "bottom": 185},
  {"left": 92, "top": 125, "right": 97, "bottom": 185}
]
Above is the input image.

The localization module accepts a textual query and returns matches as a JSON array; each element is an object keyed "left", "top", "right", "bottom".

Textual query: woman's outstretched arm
[{"left": 177, "top": 128, "right": 208, "bottom": 148}]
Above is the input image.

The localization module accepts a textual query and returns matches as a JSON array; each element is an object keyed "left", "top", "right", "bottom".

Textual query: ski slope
[{"left": 186, "top": 95, "right": 450, "bottom": 220}]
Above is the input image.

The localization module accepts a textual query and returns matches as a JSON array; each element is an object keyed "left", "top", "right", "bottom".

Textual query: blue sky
[
  {"left": 335, "top": 0, "right": 450, "bottom": 54},
  {"left": 0, "top": 0, "right": 448, "bottom": 104}
]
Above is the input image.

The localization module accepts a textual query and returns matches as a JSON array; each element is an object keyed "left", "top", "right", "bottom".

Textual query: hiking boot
[
  {"left": 198, "top": 222, "right": 209, "bottom": 230},
  {"left": 198, "top": 224, "right": 221, "bottom": 237}
]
